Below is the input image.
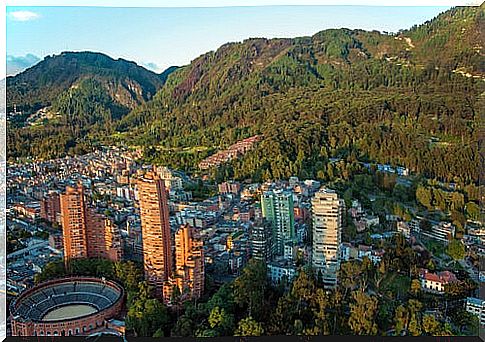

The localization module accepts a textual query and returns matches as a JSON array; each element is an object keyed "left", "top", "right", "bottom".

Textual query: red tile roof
[{"left": 419, "top": 268, "right": 458, "bottom": 284}]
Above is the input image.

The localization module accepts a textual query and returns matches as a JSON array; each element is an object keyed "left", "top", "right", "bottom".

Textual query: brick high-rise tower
[
  {"left": 138, "top": 172, "right": 173, "bottom": 300},
  {"left": 40, "top": 191, "right": 61, "bottom": 224},
  {"left": 174, "top": 224, "right": 204, "bottom": 300},
  {"left": 60, "top": 184, "right": 88, "bottom": 263},
  {"left": 60, "top": 183, "right": 122, "bottom": 268},
  {"left": 86, "top": 210, "right": 123, "bottom": 262}
]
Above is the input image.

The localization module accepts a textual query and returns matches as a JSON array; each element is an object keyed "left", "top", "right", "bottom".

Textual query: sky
[{"left": 6, "top": 5, "right": 452, "bottom": 75}]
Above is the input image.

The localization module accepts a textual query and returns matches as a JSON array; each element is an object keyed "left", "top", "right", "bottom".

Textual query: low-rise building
[
  {"left": 364, "top": 215, "right": 380, "bottom": 228},
  {"left": 267, "top": 259, "right": 297, "bottom": 286},
  {"left": 218, "top": 181, "right": 241, "bottom": 195},
  {"left": 466, "top": 297, "right": 485, "bottom": 327},
  {"left": 397, "top": 221, "right": 411, "bottom": 239},
  {"left": 419, "top": 269, "right": 458, "bottom": 294},
  {"left": 420, "top": 222, "right": 455, "bottom": 244}
]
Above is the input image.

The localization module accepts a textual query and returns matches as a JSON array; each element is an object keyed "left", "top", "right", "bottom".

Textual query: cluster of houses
[
  {"left": 198, "top": 135, "right": 261, "bottom": 169},
  {"left": 349, "top": 200, "right": 380, "bottom": 232}
]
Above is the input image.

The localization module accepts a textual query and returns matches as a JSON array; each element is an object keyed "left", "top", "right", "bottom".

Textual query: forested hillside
[
  {"left": 7, "top": 52, "right": 176, "bottom": 158},
  {"left": 120, "top": 5, "right": 484, "bottom": 187},
  {"left": 7, "top": 5, "right": 485, "bottom": 188}
]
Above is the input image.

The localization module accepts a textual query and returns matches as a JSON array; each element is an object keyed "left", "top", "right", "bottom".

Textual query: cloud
[
  {"left": 9, "top": 11, "right": 41, "bottom": 22},
  {"left": 141, "top": 62, "right": 162, "bottom": 73},
  {"left": 7, "top": 54, "right": 41, "bottom": 76}
]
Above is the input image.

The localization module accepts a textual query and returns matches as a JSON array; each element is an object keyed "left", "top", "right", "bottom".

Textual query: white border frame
[{"left": 1, "top": 1, "right": 482, "bottom": 341}]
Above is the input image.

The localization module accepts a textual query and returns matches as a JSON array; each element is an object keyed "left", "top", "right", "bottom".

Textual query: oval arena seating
[{"left": 11, "top": 278, "right": 123, "bottom": 322}]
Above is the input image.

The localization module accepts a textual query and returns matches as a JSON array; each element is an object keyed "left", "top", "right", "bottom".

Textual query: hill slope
[
  {"left": 118, "top": 5, "right": 483, "bottom": 185},
  {"left": 7, "top": 51, "right": 176, "bottom": 159},
  {"left": 7, "top": 51, "right": 172, "bottom": 113}
]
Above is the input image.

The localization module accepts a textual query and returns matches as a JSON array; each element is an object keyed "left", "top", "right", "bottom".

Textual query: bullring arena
[{"left": 10, "top": 277, "right": 124, "bottom": 336}]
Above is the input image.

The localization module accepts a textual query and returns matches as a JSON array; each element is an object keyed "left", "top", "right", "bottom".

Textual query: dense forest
[{"left": 7, "top": 6, "right": 485, "bottom": 189}]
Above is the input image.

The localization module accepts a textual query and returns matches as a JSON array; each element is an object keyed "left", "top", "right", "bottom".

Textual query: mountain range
[{"left": 7, "top": 5, "right": 485, "bottom": 187}]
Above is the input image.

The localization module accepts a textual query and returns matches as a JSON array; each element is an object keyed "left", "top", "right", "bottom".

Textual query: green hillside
[{"left": 119, "top": 5, "right": 484, "bottom": 185}]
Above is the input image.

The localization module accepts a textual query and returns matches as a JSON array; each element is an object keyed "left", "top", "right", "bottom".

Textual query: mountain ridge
[{"left": 7, "top": 51, "right": 177, "bottom": 113}]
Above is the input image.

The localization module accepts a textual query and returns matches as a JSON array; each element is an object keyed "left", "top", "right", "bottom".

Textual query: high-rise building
[
  {"left": 138, "top": 172, "right": 173, "bottom": 300},
  {"left": 173, "top": 224, "right": 204, "bottom": 300},
  {"left": 60, "top": 184, "right": 88, "bottom": 262},
  {"left": 60, "top": 184, "right": 122, "bottom": 266},
  {"left": 250, "top": 219, "right": 273, "bottom": 262},
  {"left": 40, "top": 191, "right": 61, "bottom": 224},
  {"left": 311, "top": 188, "right": 345, "bottom": 289},
  {"left": 261, "top": 189, "right": 295, "bottom": 256},
  {"left": 87, "top": 211, "right": 123, "bottom": 262}
]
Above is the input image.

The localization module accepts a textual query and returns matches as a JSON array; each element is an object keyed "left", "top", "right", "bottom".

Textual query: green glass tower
[{"left": 261, "top": 189, "right": 295, "bottom": 256}]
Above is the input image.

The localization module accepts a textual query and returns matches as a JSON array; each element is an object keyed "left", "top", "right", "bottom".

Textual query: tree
[
  {"left": 340, "top": 261, "right": 365, "bottom": 298},
  {"left": 206, "top": 282, "right": 235, "bottom": 314},
  {"left": 419, "top": 219, "right": 432, "bottom": 232},
  {"left": 407, "top": 300, "right": 423, "bottom": 336},
  {"left": 445, "top": 279, "right": 477, "bottom": 299},
  {"left": 432, "top": 188, "right": 446, "bottom": 211},
  {"left": 393, "top": 183, "right": 412, "bottom": 202},
  {"left": 34, "top": 260, "right": 66, "bottom": 283},
  {"left": 422, "top": 315, "right": 441, "bottom": 335},
  {"left": 394, "top": 305, "right": 409, "bottom": 336},
  {"left": 208, "top": 306, "right": 234, "bottom": 336},
  {"left": 268, "top": 294, "right": 298, "bottom": 335},
  {"left": 233, "top": 259, "right": 267, "bottom": 319},
  {"left": 153, "top": 328, "right": 164, "bottom": 337},
  {"left": 291, "top": 267, "right": 316, "bottom": 314},
  {"left": 426, "top": 259, "right": 436, "bottom": 271},
  {"left": 196, "top": 328, "right": 218, "bottom": 337},
  {"left": 450, "top": 309, "right": 479, "bottom": 335},
  {"left": 465, "top": 202, "right": 480, "bottom": 221},
  {"left": 423, "top": 314, "right": 454, "bottom": 336},
  {"left": 450, "top": 192, "right": 464, "bottom": 211},
  {"left": 69, "top": 258, "right": 114, "bottom": 278},
  {"left": 126, "top": 297, "right": 170, "bottom": 337},
  {"left": 416, "top": 186, "right": 433, "bottom": 209},
  {"left": 348, "top": 291, "right": 379, "bottom": 335},
  {"left": 393, "top": 299, "right": 423, "bottom": 336},
  {"left": 447, "top": 239, "right": 465, "bottom": 261},
  {"left": 234, "top": 317, "right": 264, "bottom": 336},
  {"left": 373, "top": 261, "right": 387, "bottom": 292},
  {"left": 114, "top": 261, "right": 143, "bottom": 293},
  {"left": 306, "top": 288, "right": 330, "bottom": 335},
  {"left": 171, "top": 315, "right": 196, "bottom": 337},
  {"left": 410, "top": 279, "right": 421, "bottom": 297},
  {"left": 451, "top": 210, "right": 466, "bottom": 237}
]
